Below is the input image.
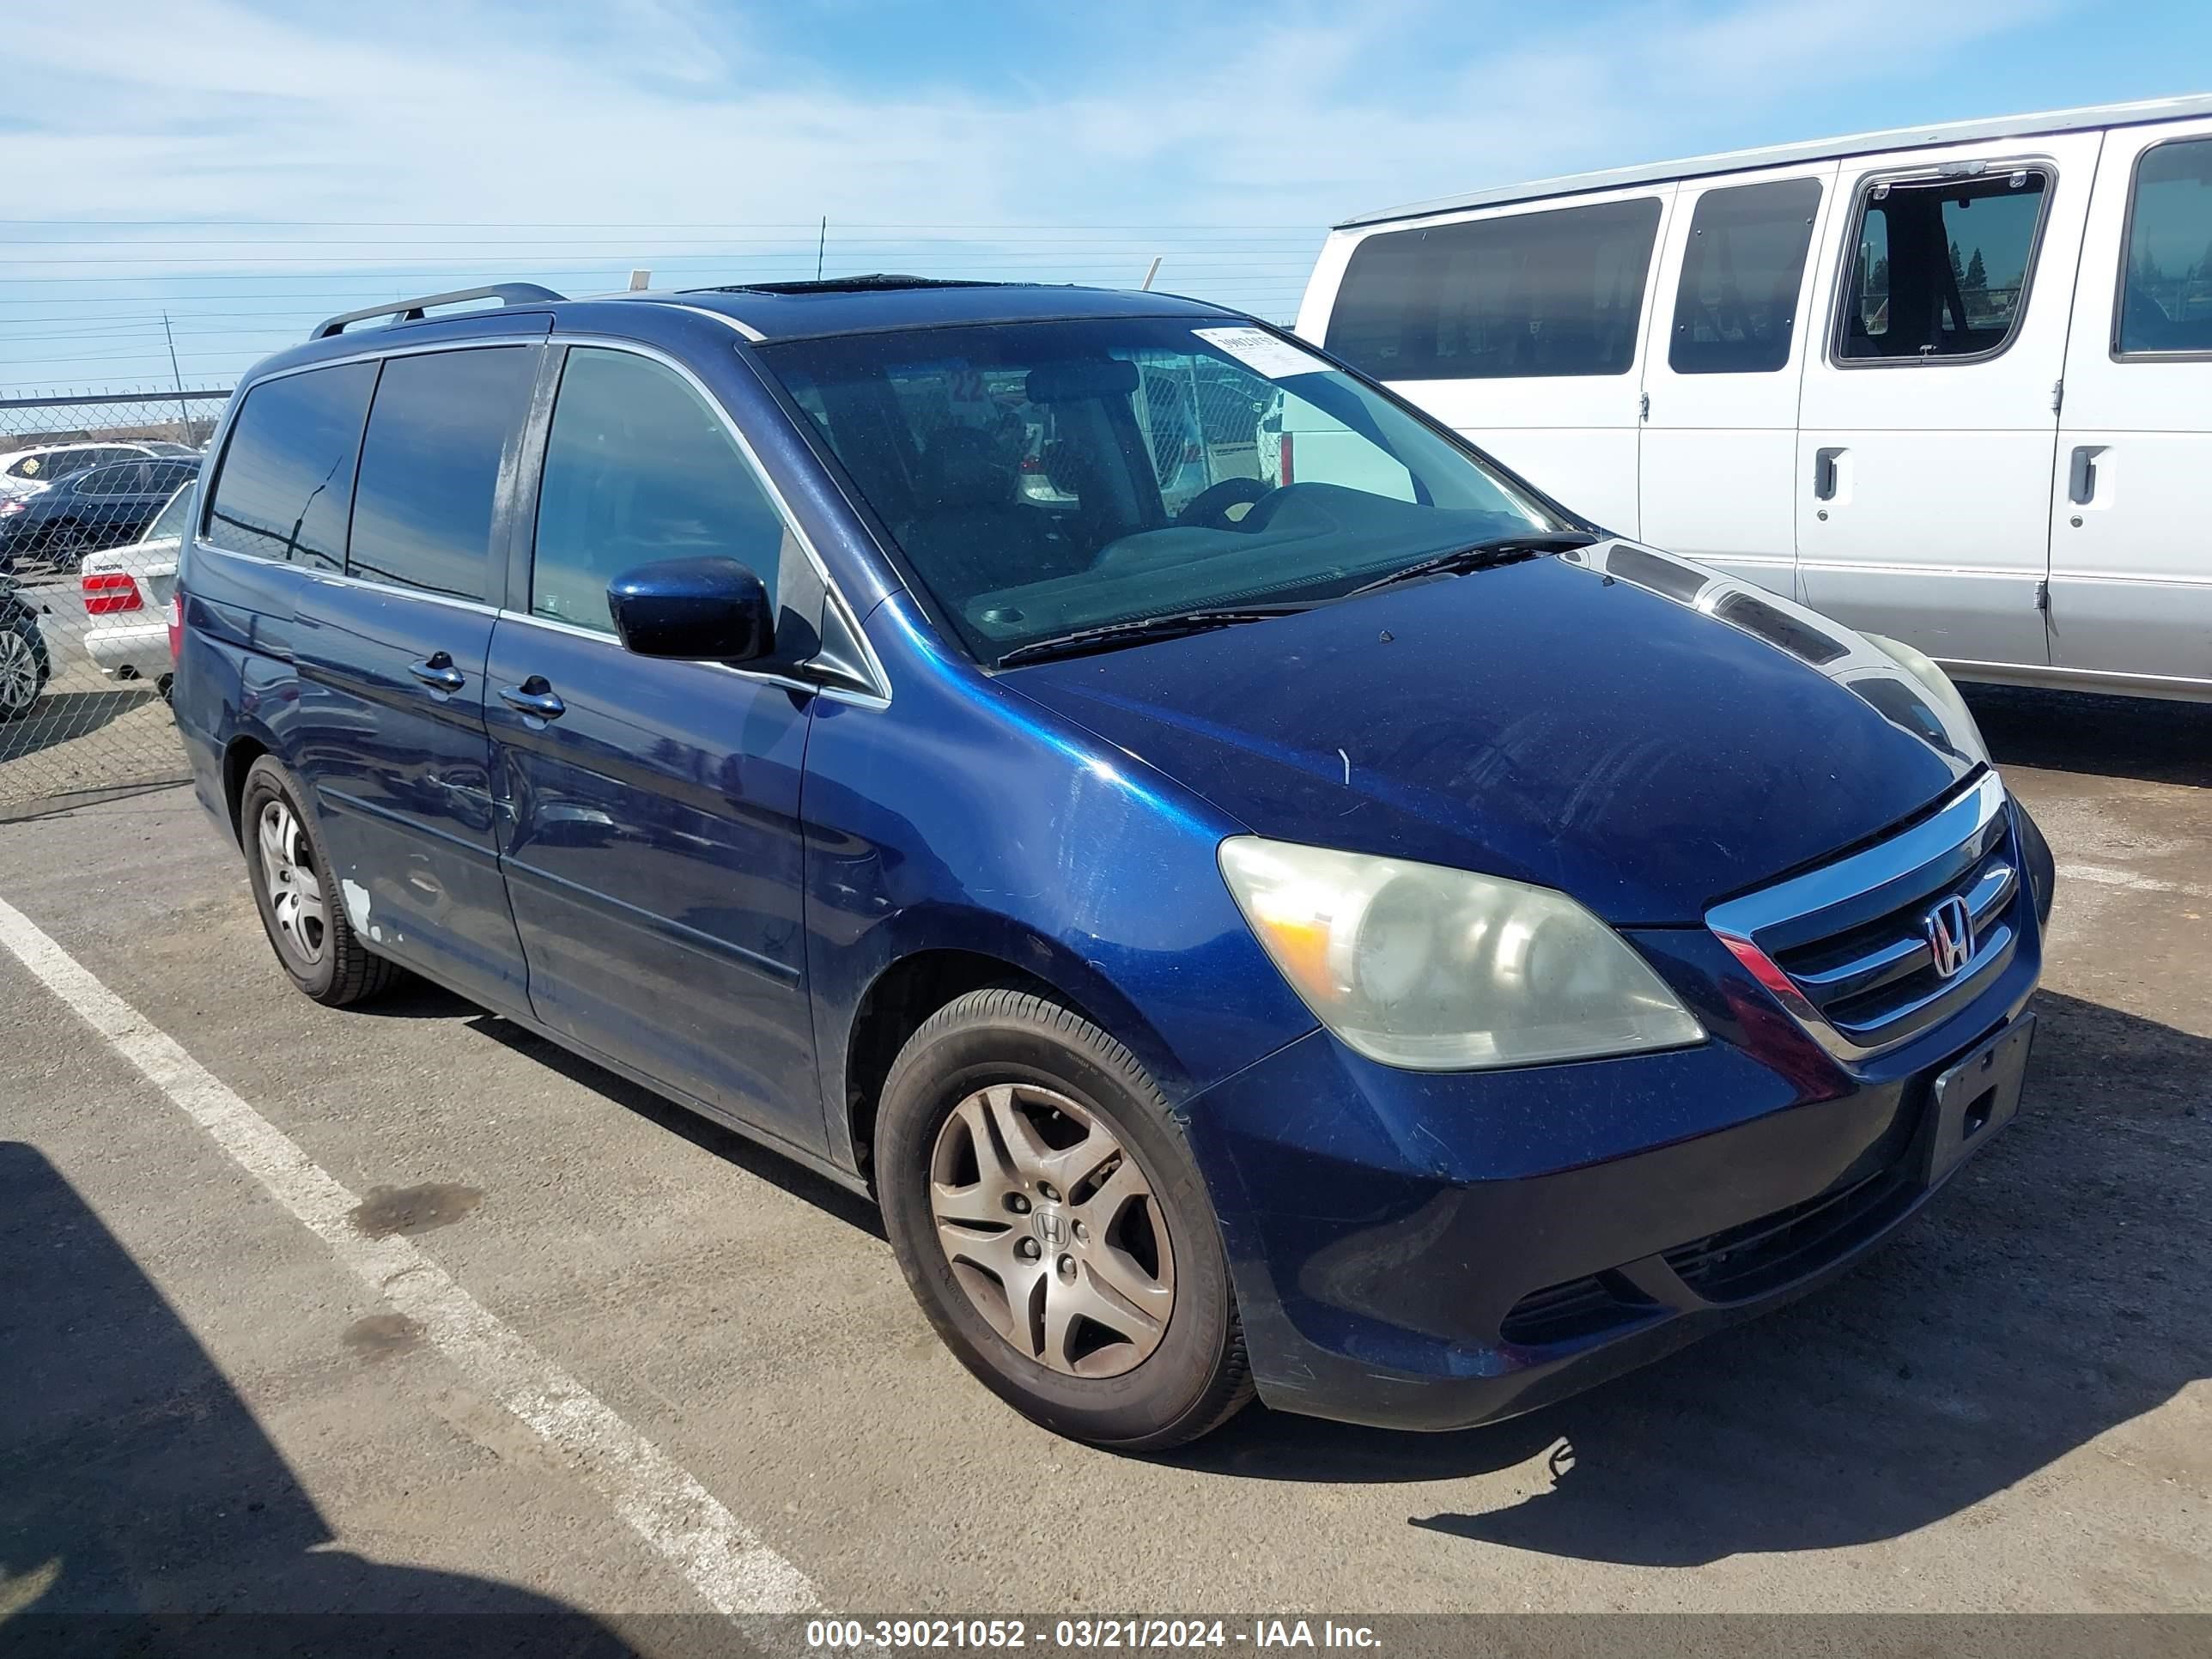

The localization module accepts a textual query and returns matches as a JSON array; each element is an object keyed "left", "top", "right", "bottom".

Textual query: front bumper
[{"left": 1180, "top": 799, "right": 2049, "bottom": 1432}]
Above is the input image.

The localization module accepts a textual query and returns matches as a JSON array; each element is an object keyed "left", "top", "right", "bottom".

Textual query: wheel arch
[
  {"left": 834, "top": 926, "right": 1188, "bottom": 1190},
  {"left": 220, "top": 731, "right": 274, "bottom": 843}
]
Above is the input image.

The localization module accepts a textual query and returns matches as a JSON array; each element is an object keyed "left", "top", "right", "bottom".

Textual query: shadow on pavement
[
  {"left": 0, "top": 1141, "right": 642, "bottom": 1656},
  {"left": 1964, "top": 682, "right": 2212, "bottom": 788},
  {"left": 304, "top": 977, "right": 884, "bottom": 1237},
  {"left": 1190, "top": 992, "right": 2208, "bottom": 1568},
  {"left": 0, "top": 686, "right": 163, "bottom": 768},
  {"left": 465, "top": 1014, "right": 887, "bottom": 1241}
]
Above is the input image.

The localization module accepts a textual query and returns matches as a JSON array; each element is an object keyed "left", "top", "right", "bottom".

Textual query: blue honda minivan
[{"left": 172, "top": 277, "right": 2054, "bottom": 1449}]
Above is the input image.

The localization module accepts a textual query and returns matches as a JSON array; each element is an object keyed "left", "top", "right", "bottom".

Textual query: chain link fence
[{"left": 1, "top": 390, "right": 229, "bottom": 820}]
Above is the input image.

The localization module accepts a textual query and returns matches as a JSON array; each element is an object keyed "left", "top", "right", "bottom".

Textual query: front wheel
[{"left": 876, "top": 987, "right": 1253, "bottom": 1449}]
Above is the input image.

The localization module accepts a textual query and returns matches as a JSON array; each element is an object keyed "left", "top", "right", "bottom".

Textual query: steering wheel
[{"left": 1174, "top": 477, "right": 1277, "bottom": 529}]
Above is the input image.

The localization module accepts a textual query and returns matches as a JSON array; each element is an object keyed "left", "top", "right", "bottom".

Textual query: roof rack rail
[{"left": 310, "top": 283, "right": 565, "bottom": 341}]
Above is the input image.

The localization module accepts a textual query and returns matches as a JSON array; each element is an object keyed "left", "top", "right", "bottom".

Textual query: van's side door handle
[
  {"left": 408, "top": 652, "right": 466, "bottom": 693},
  {"left": 2068, "top": 446, "right": 2100, "bottom": 506},
  {"left": 498, "top": 677, "right": 566, "bottom": 723},
  {"left": 1813, "top": 447, "right": 1845, "bottom": 501}
]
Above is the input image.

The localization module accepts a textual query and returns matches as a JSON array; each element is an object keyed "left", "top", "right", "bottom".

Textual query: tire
[
  {"left": 40, "top": 523, "right": 87, "bottom": 574},
  {"left": 0, "top": 617, "right": 48, "bottom": 723},
  {"left": 239, "top": 756, "right": 398, "bottom": 1007},
  {"left": 876, "top": 986, "right": 1253, "bottom": 1450}
]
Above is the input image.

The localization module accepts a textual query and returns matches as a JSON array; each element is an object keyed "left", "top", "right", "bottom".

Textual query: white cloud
[
  {"left": 0, "top": 0, "right": 2078, "bottom": 386},
  {"left": 7, "top": 0, "right": 2070, "bottom": 229}
]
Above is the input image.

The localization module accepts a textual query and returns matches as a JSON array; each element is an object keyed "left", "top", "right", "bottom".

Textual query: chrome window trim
[
  {"left": 1824, "top": 155, "right": 2063, "bottom": 372},
  {"left": 541, "top": 331, "right": 892, "bottom": 706},
  {"left": 1707, "top": 772, "right": 2013, "bottom": 1064},
  {"left": 491, "top": 606, "right": 889, "bottom": 709},
  {"left": 191, "top": 538, "right": 502, "bottom": 617}
]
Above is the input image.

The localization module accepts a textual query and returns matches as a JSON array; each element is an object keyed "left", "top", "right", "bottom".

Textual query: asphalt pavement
[{"left": 0, "top": 684, "right": 2205, "bottom": 1641}]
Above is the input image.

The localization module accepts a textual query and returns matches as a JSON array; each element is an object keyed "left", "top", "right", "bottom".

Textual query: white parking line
[{"left": 0, "top": 890, "right": 819, "bottom": 1622}]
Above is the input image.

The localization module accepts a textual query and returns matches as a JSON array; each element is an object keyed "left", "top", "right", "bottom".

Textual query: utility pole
[
  {"left": 817, "top": 217, "right": 828, "bottom": 281},
  {"left": 161, "top": 313, "right": 191, "bottom": 441}
]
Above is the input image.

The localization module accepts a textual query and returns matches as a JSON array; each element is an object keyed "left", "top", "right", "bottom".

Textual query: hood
[{"left": 1006, "top": 542, "right": 1977, "bottom": 925}]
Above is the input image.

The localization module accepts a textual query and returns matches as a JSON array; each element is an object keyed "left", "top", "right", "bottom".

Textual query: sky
[{"left": 3, "top": 0, "right": 2209, "bottom": 396}]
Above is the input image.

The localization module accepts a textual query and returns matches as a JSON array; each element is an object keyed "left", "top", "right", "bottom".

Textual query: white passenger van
[{"left": 1295, "top": 95, "right": 2212, "bottom": 701}]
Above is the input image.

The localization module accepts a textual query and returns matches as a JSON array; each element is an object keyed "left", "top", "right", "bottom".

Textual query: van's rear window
[{"left": 1326, "top": 197, "right": 1662, "bottom": 381}]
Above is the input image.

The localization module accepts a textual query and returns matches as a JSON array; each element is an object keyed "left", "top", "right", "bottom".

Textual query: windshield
[{"left": 758, "top": 316, "right": 1562, "bottom": 665}]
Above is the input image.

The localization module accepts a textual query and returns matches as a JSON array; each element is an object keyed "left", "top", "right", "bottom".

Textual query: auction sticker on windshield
[{"left": 1193, "top": 325, "right": 1328, "bottom": 380}]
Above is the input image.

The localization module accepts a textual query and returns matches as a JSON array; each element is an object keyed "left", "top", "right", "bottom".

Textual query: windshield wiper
[
  {"left": 996, "top": 604, "right": 1309, "bottom": 667},
  {"left": 1346, "top": 532, "right": 1600, "bottom": 598}
]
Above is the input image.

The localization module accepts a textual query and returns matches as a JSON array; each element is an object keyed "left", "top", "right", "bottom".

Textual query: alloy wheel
[
  {"left": 928, "top": 1082, "right": 1176, "bottom": 1378},
  {"left": 256, "top": 799, "right": 328, "bottom": 965},
  {"left": 0, "top": 629, "right": 40, "bottom": 716}
]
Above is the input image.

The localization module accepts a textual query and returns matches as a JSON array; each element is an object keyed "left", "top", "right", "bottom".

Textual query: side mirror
[{"left": 607, "top": 557, "right": 775, "bottom": 664}]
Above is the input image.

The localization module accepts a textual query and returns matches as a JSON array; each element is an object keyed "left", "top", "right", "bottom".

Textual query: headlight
[
  {"left": 1218, "top": 837, "right": 1705, "bottom": 1071},
  {"left": 1861, "top": 633, "right": 1988, "bottom": 763}
]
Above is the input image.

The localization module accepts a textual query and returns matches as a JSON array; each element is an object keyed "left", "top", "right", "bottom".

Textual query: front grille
[
  {"left": 1709, "top": 775, "right": 2024, "bottom": 1061},
  {"left": 1662, "top": 1164, "right": 1915, "bottom": 1302}
]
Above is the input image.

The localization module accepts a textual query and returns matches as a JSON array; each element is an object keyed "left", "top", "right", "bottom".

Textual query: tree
[{"left": 1962, "top": 247, "right": 1989, "bottom": 318}]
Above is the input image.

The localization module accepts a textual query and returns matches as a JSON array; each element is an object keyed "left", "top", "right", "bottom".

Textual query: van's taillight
[
  {"left": 1279, "top": 432, "right": 1295, "bottom": 486},
  {"left": 167, "top": 593, "right": 184, "bottom": 662},
  {"left": 82, "top": 572, "right": 143, "bottom": 614}
]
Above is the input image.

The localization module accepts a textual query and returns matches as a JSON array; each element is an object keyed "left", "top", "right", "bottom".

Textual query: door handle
[
  {"left": 408, "top": 652, "right": 466, "bottom": 693},
  {"left": 498, "top": 677, "right": 566, "bottom": 722},
  {"left": 2067, "top": 446, "right": 2100, "bottom": 506},
  {"left": 1813, "top": 447, "right": 1845, "bottom": 501}
]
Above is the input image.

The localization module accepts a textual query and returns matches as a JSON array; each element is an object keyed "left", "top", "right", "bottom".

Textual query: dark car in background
[
  {"left": 0, "top": 455, "right": 201, "bottom": 573},
  {"left": 0, "top": 572, "right": 52, "bottom": 722},
  {"left": 173, "top": 277, "right": 2052, "bottom": 1450}
]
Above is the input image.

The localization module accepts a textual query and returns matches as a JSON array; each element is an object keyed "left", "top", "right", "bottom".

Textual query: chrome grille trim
[{"left": 1708, "top": 774, "right": 2018, "bottom": 1065}]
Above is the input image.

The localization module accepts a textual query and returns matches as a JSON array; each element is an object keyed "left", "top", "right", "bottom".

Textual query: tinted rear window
[
  {"left": 205, "top": 362, "right": 376, "bottom": 570},
  {"left": 348, "top": 347, "right": 536, "bottom": 602},
  {"left": 2118, "top": 137, "right": 2212, "bottom": 356},
  {"left": 1327, "top": 198, "right": 1663, "bottom": 380},
  {"left": 1668, "top": 178, "right": 1822, "bottom": 374}
]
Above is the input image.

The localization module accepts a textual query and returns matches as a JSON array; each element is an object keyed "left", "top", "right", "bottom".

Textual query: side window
[
  {"left": 76, "top": 465, "right": 143, "bottom": 498},
  {"left": 1325, "top": 197, "right": 1664, "bottom": 380},
  {"left": 531, "top": 348, "right": 790, "bottom": 635},
  {"left": 2118, "top": 137, "right": 2212, "bottom": 356},
  {"left": 1838, "top": 169, "right": 2048, "bottom": 362},
  {"left": 1668, "top": 178, "right": 1822, "bottom": 374},
  {"left": 147, "top": 486, "right": 194, "bottom": 543},
  {"left": 347, "top": 347, "right": 535, "bottom": 602},
  {"left": 205, "top": 362, "right": 377, "bottom": 569},
  {"left": 148, "top": 460, "right": 198, "bottom": 494}
]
